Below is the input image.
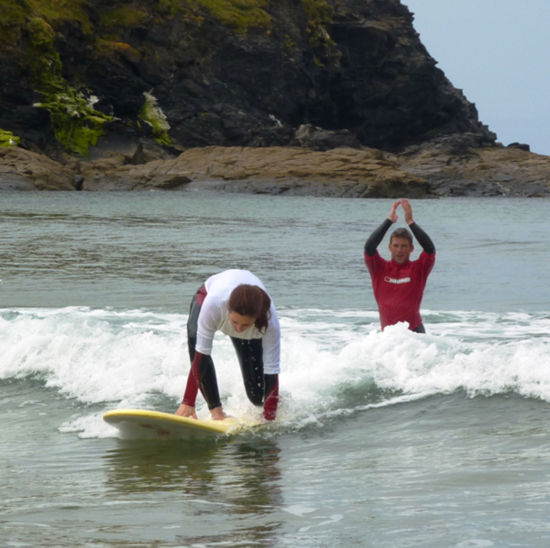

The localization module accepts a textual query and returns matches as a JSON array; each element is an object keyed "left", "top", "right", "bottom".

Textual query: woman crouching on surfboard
[{"left": 175, "top": 269, "right": 280, "bottom": 421}]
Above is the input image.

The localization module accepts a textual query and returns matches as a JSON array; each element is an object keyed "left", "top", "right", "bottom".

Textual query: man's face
[{"left": 389, "top": 237, "right": 413, "bottom": 264}]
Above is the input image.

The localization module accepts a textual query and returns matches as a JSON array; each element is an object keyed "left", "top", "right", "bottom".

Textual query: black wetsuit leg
[
  {"left": 230, "top": 337, "right": 266, "bottom": 406},
  {"left": 187, "top": 296, "right": 201, "bottom": 363}
]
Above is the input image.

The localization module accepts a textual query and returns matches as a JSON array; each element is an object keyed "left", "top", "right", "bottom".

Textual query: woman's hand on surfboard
[
  {"left": 210, "top": 406, "right": 227, "bottom": 421},
  {"left": 175, "top": 403, "right": 197, "bottom": 419}
]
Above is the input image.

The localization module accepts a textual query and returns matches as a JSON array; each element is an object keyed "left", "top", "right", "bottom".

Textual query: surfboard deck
[{"left": 103, "top": 408, "right": 244, "bottom": 440}]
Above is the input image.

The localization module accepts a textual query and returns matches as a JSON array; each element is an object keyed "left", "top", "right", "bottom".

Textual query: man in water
[{"left": 364, "top": 199, "right": 435, "bottom": 332}]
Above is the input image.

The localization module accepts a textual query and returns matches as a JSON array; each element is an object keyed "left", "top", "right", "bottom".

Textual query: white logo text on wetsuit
[{"left": 384, "top": 276, "right": 411, "bottom": 284}]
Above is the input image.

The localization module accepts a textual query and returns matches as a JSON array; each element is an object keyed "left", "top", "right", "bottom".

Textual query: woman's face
[{"left": 228, "top": 311, "right": 256, "bottom": 333}]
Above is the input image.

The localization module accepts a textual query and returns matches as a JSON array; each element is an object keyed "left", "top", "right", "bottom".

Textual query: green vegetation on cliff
[
  {"left": 139, "top": 92, "right": 172, "bottom": 146},
  {"left": 195, "top": 0, "right": 334, "bottom": 37},
  {"left": 98, "top": 5, "right": 150, "bottom": 29},
  {"left": 0, "top": 0, "right": 92, "bottom": 43},
  {"left": 27, "top": 15, "right": 112, "bottom": 155},
  {"left": 0, "top": 0, "right": 279, "bottom": 154},
  {"left": 35, "top": 89, "right": 113, "bottom": 156},
  {"left": 2, "top": 0, "right": 111, "bottom": 155},
  {"left": 0, "top": 129, "right": 21, "bottom": 147},
  {"left": 302, "top": 0, "right": 334, "bottom": 41},
  {"left": 197, "top": 0, "right": 271, "bottom": 33}
]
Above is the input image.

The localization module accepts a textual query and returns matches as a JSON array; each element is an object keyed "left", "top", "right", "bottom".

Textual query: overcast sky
[{"left": 404, "top": 0, "right": 550, "bottom": 155}]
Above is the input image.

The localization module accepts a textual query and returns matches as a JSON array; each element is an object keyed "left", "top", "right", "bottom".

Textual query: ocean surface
[{"left": 1, "top": 191, "right": 550, "bottom": 547}]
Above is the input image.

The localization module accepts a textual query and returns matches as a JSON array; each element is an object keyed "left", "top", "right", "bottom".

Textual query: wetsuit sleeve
[
  {"left": 182, "top": 351, "right": 222, "bottom": 410},
  {"left": 364, "top": 218, "right": 393, "bottom": 256},
  {"left": 263, "top": 374, "right": 279, "bottom": 421},
  {"left": 409, "top": 222, "right": 435, "bottom": 254}
]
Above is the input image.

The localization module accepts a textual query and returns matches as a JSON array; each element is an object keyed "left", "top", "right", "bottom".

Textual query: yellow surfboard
[{"left": 103, "top": 408, "right": 244, "bottom": 440}]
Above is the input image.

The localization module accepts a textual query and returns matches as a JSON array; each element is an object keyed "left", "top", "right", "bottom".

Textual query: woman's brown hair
[{"left": 228, "top": 284, "right": 271, "bottom": 333}]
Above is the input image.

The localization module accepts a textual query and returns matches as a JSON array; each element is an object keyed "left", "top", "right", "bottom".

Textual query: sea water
[{"left": 1, "top": 191, "right": 550, "bottom": 547}]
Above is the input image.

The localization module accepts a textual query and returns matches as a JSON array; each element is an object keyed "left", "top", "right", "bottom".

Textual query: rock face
[
  {"left": 3, "top": 135, "right": 548, "bottom": 197},
  {"left": 79, "top": 146, "right": 429, "bottom": 197},
  {"left": 0, "top": 148, "right": 75, "bottom": 191},
  {"left": 75, "top": 138, "right": 550, "bottom": 198},
  {"left": 1, "top": 0, "right": 492, "bottom": 155},
  {"left": 0, "top": 0, "right": 548, "bottom": 196},
  {"left": 397, "top": 135, "right": 550, "bottom": 197}
]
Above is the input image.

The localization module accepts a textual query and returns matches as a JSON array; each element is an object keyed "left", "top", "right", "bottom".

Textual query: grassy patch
[
  {"left": 0, "top": 130, "right": 21, "bottom": 147},
  {"left": 197, "top": 0, "right": 271, "bottom": 33},
  {"left": 27, "top": 0, "right": 93, "bottom": 34},
  {"left": 139, "top": 92, "right": 171, "bottom": 145},
  {"left": 25, "top": 16, "right": 112, "bottom": 154},
  {"left": 301, "top": 0, "right": 334, "bottom": 45},
  {"left": 98, "top": 5, "right": 150, "bottom": 29},
  {"left": 0, "top": 2, "right": 28, "bottom": 47},
  {"left": 35, "top": 89, "right": 113, "bottom": 156},
  {"left": 94, "top": 39, "right": 142, "bottom": 63}
]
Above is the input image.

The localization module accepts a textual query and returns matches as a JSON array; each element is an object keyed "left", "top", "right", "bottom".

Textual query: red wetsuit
[{"left": 364, "top": 219, "right": 435, "bottom": 331}]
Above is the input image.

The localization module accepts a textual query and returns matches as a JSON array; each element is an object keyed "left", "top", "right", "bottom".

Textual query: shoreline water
[{"left": 2, "top": 193, "right": 550, "bottom": 547}]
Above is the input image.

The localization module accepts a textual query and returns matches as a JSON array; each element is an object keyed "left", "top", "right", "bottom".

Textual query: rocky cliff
[{"left": 0, "top": 0, "right": 548, "bottom": 196}]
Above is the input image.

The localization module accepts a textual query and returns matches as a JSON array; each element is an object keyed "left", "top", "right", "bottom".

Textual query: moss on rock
[
  {"left": 197, "top": 0, "right": 271, "bottom": 34},
  {"left": 35, "top": 89, "right": 113, "bottom": 156},
  {"left": 27, "top": 0, "right": 92, "bottom": 34},
  {"left": 98, "top": 5, "right": 150, "bottom": 29},
  {"left": 94, "top": 39, "right": 142, "bottom": 64},
  {"left": 14, "top": 8, "right": 113, "bottom": 155},
  {"left": 302, "top": 0, "right": 334, "bottom": 39},
  {"left": 0, "top": 129, "right": 21, "bottom": 147},
  {"left": 139, "top": 92, "right": 171, "bottom": 146}
]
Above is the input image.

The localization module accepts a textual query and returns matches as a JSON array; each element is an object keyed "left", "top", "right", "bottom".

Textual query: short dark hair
[
  {"left": 390, "top": 228, "right": 413, "bottom": 245},
  {"left": 228, "top": 284, "right": 271, "bottom": 333}
]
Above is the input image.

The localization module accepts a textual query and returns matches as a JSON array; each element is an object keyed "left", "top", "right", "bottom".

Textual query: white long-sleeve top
[{"left": 195, "top": 269, "right": 281, "bottom": 374}]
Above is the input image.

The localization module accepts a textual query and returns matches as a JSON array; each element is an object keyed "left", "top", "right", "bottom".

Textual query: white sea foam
[{"left": 2, "top": 306, "right": 550, "bottom": 438}]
